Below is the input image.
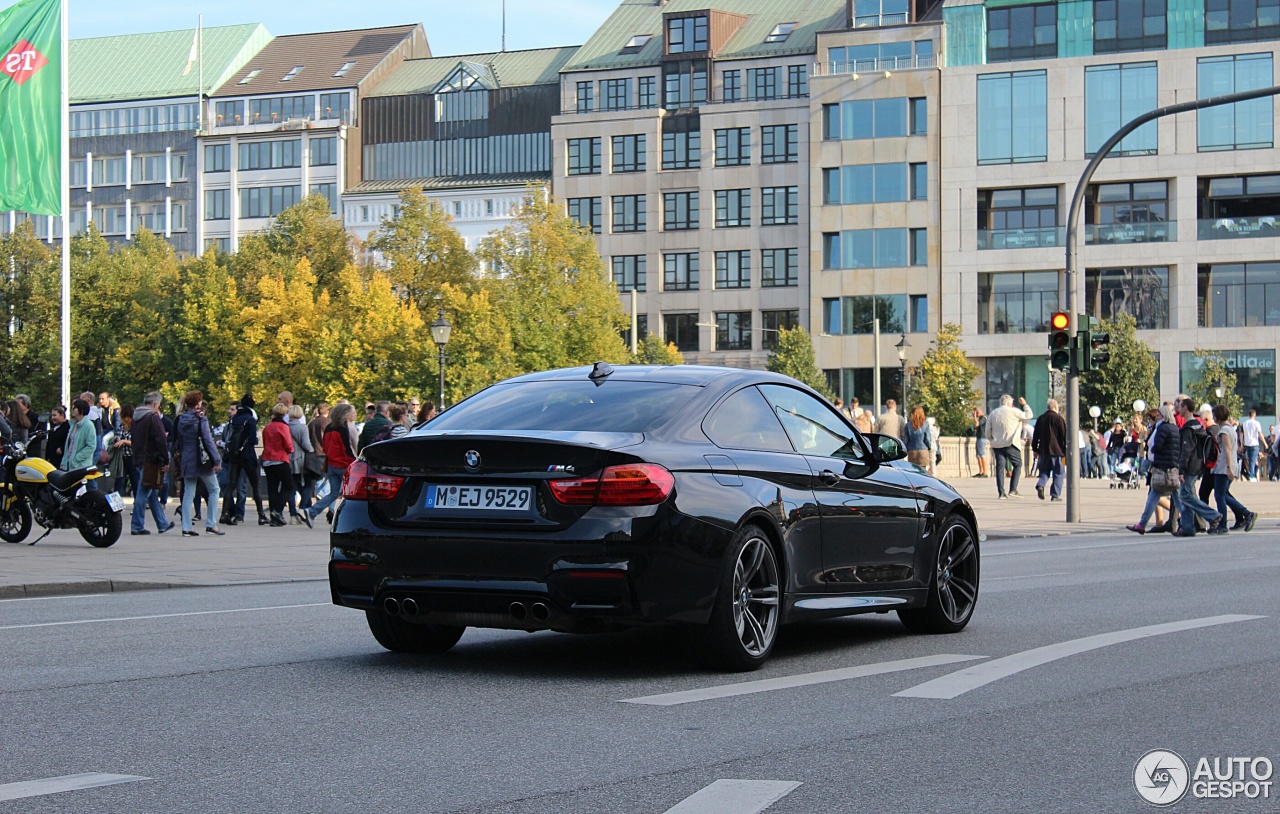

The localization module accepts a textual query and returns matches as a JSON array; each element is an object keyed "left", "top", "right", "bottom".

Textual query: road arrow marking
[
  {"left": 0, "top": 773, "right": 149, "bottom": 802},
  {"left": 662, "top": 780, "right": 801, "bottom": 814}
]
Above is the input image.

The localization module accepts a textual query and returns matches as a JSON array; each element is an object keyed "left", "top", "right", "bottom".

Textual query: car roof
[{"left": 502, "top": 364, "right": 800, "bottom": 388}]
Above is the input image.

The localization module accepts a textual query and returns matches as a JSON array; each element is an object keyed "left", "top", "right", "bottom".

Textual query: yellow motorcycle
[{"left": 0, "top": 429, "right": 124, "bottom": 547}]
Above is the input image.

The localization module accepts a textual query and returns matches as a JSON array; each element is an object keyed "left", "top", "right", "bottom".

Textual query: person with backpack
[
  {"left": 175, "top": 391, "right": 224, "bottom": 537},
  {"left": 261, "top": 403, "right": 299, "bottom": 528},
  {"left": 1126, "top": 403, "right": 1181, "bottom": 535},
  {"left": 1172, "top": 398, "right": 1220, "bottom": 537},
  {"left": 219, "top": 394, "right": 267, "bottom": 526},
  {"left": 1210, "top": 403, "right": 1257, "bottom": 534},
  {"left": 305, "top": 403, "right": 357, "bottom": 526}
]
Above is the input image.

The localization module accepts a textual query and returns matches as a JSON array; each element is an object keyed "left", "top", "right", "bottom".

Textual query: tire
[
  {"left": 365, "top": 609, "right": 465, "bottom": 654},
  {"left": 694, "top": 524, "right": 782, "bottom": 672},
  {"left": 898, "top": 515, "right": 980, "bottom": 634},
  {"left": 0, "top": 489, "right": 32, "bottom": 543},
  {"left": 77, "top": 492, "right": 123, "bottom": 548}
]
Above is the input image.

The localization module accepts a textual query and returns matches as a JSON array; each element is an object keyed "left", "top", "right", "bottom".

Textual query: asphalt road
[{"left": 1, "top": 528, "right": 1277, "bottom": 813}]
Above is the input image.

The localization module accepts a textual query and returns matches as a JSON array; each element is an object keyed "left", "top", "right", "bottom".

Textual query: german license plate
[
  {"left": 105, "top": 492, "right": 125, "bottom": 512},
  {"left": 425, "top": 485, "right": 532, "bottom": 511}
]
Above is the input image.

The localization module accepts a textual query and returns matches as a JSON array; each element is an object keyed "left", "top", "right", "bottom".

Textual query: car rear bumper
[{"left": 328, "top": 501, "right": 733, "bottom": 629}]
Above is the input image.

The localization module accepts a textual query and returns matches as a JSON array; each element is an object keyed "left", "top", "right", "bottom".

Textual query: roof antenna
[
  {"left": 589, "top": 361, "right": 615, "bottom": 386},
  {"left": 502, "top": 0, "right": 507, "bottom": 52}
]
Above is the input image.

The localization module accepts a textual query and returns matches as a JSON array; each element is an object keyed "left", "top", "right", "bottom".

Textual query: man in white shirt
[
  {"left": 987, "top": 394, "right": 1034, "bottom": 499},
  {"left": 1241, "top": 409, "right": 1263, "bottom": 481}
]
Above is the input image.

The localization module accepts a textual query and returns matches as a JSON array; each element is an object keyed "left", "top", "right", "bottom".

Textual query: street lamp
[
  {"left": 1133, "top": 399, "right": 1146, "bottom": 414},
  {"left": 1214, "top": 380, "right": 1224, "bottom": 399},
  {"left": 895, "top": 333, "right": 911, "bottom": 404},
  {"left": 1089, "top": 405, "right": 1101, "bottom": 429},
  {"left": 430, "top": 308, "right": 452, "bottom": 410}
]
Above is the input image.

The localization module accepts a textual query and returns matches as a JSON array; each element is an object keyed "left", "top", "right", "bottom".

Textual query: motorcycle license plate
[{"left": 105, "top": 492, "right": 125, "bottom": 512}]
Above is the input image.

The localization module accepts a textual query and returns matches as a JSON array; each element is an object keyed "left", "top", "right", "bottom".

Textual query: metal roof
[
  {"left": 211, "top": 24, "right": 423, "bottom": 98},
  {"left": 70, "top": 24, "right": 271, "bottom": 105},
  {"left": 562, "top": 0, "right": 845, "bottom": 72},
  {"left": 366, "top": 46, "right": 579, "bottom": 98},
  {"left": 346, "top": 173, "right": 550, "bottom": 195}
]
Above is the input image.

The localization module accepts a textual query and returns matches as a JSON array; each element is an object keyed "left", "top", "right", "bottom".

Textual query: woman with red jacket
[
  {"left": 261, "top": 403, "right": 297, "bottom": 527},
  {"left": 306, "top": 403, "right": 356, "bottom": 526}
]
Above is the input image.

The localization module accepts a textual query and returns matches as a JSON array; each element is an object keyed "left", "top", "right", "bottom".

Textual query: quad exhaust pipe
[
  {"left": 382, "top": 596, "right": 420, "bottom": 617},
  {"left": 509, "top": 601, "right": 551, "bottom": 623},
  {"left": 530, "top": 602, "right": 550, "bottom": 622},
  {"left": 383, "top": 597, "right": 400, "bottom": 616},
  {"left": 385, "top": 596, "right": 549, "bottom": 623}
]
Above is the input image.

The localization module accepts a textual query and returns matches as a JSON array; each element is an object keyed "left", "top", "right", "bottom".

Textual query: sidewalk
[{"left": 1, "top": 477, "right": 1274, "bottom": 598}]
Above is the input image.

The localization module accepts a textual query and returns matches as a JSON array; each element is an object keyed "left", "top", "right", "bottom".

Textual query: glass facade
[
  {"left": 762, "top": 310, "right": 800, "bottom": 350},
  {"left": 822, "top": 294, "right": 907, "bottom": 334},
  {"left": 1086, "top": 180, "right": 1172, "bottom": 243},
  {"left": 715, "top": 250, "right": 751, "bottom": 289},
  {"left": 1199, "top": 263, "right": 1280, "bottom": 327},
  {"left": 978, "top": 271, "right": 1059, "bottom": 334},
  {"left": 662, "top": 130, "right": 701, "bottom": 169},
  {"left": 985, "top": 356, "right": 1051, "bottom": 416},
  {"left": 823, "top": 229, "right": 909, "bottom": 269},
  {"left": 977, "top": 71, "right": 1047, "bottom": 164},
  {"left": 761, "top": 124, "right": 797, "bottom": 163},
  {"left": 716, "top": 311, "right": 752, "bottom": 350},
  {"left": 1198, "top": 53, "right": 1273, "bottom": 151},
  {"left": 1205, "top": 0, "right": 1280, "bottom": 44},
  {"left": 762, "top": 248, "right": 798, "bottom": 287},
  {"left": 1086, "top": 266, "right": 1170, "bottom": 329},
  {"left": 1094, "top": 0, "right": 1167, "bottom": 52},
  {"left": 715, "top": 128, "right": 750, "bottom": 166},
  {"left": 1198, "top": 173, "right": 1280, "bottom": 238},
  {"left": 664, "top": 312, "right": 699, "bottom": 352},
  {"left": 823, "top": 163, "right": 908, "bottom": 205},
  {"left": 1085, "top": 63, "right": 1158, "bottom": 156},
  {"left": 663, "top": 252, "right": 699, "bottom": 290},
  {"left": 70, "top": 102, "right": 198, "bottom": 137},
  {"left": 987, "top": 4, "right": 1057, "bottom": 63},
  {"left": 1180, "top": 350, "right": 1276, "bottom": 418},
  {"left": 611, "top": 195, "right": 646, "bottom": 233},
  {"left": 612, "top": 135, "right": 646, "bottom": 173},
  {"left": 823, "top": 98, "right": 908, "bottom": 140},
  {"left": 612, "top": 255, "right": 646, "bottom": 292},
  {"left": 714, "top": 189, "right": 750, "bottom": 228}
]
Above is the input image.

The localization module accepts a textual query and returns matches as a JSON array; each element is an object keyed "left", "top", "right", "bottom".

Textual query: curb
[{"left": 0, "top": 577, "right": 329, "bottom": 600}]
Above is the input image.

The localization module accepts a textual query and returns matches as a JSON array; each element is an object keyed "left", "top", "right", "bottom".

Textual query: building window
[
  {"left": 760, "top": 186, "right": 798, "bottom": 225},
  {"left": 909, "top": 228, "right": 928, "bottom": 266},
  {"left": 309, "top": 182, "right": 337, "bottom": 213},
  {"left": 1086, "top": 180, "right": 1171, "bottom": 243},
  {"left": 204, "top": 189, "right": 230, "bottom": 220},
  {"left": 663, "top": 191, "right": 699, "bottom": 230},
  {"left": 435, "top": 90, "right": 489, "bottom": 123},
  {"left": 130, "top": 153, "right": 170, "bottom": 184},
  {"left": 823, "top": 295, "right": 908, "bottom": 335},
  {"left": 716, "top": 311, "right": 752, "bottom": 351},
  {"left": 1198, "top": 263, "right": 1280, "bottom": 327},
  {"left": 567, "top": 197, "right": 602, "bottom": 234},
  {"left": 204, "top": 143, "right": 230, "bottom": 173},
  {"left": 1179, "top": 350, "right": 1275, "bottom": 417},
  {"left": 667, "top": 15, "right": 709, "bottom": 54},
  {"left": 723, "top": 69, "right": 741, "bottom": 102},
  {"left": 1198, "top": 54, "right": 1274, "bottom": 151},
  {"left": 567, "top": 137, "right": 602, "bottom": 175},
  {"left": 310, "top": 136, "right": 338, "bottom": 166},
  {"left": 319, "top": 92, "right": 351, "bottom": 122},
  {"left": 1086, "top": 266, "right": 1169, "bottom": 329},
  {"left": 662, "top": 130, "right": 701, "bottom": 169},
  {"left": 977, "top": 71, "right": 1048, "bottom": 164},
  {"left": 240, "top": 185, "right": 302, "bottom": 218},
  {"left": 1094, "top": 0, "right": 1167, "bottom": 53},
  {"left": 215, "top": 100, "right": 243, "bottom": 126},
  {"left": 823, "top": 229, "right": 909, "bottom": 269},
  {"left": 761, "top": 124, "right": 797, "bottom": 163},
  {"left": 622, "top": 314, "right": 650, "bottom": 348},
  {"left": 910, "top": 163, "right": 928, "bottom": 200},
  {"left": 762, "top": 310, "right": 799, "bottom": 350},
  {"left": 909, "top": 97, "right": 927, "bottom": 135},
  {"left": 92, "top": 156, "right": 126, "bottom": 186},
  {"left": 987, "top": 4, "right": 1057, "bottom": 63},
  {"left": 612, "top": 255, "right": 647, "bottom": 292},
  {"left": 611, "top": 194, "right": 647, "bottom": 233},
  {"left": 978, "top": 186, "right": 1060, "bottom": 249},
  {"left": 714, "top": 189, "right": 751, "bottom": 228},
  {"left": 612, "top": 134, "right": 647, "bottom": 173},
  {"left": 69, "top": 159, "right": 86, "bottom": 186},
  {"left": 576, "top": 81, "right": 594, "bottom": 113},
  {"left": 714, "top": 127, "right": 750, "bottom": 166},
  {"left": 823, "top": 98, "right": 907, "bottom": 140},
  {"left": 787, "top": 65, "right": 808, "bottom": 98},
  {"left": 238, "top": 140, "right": 302, "bottom": 170},
  {"left": 977, "top": 270, "right": 1060, "bottom": 334},
  {"left": 747, "top": 66, "right": 780, "bottom": 101},
  {"left": 853, "top": 0, "right": 911, "bottom": 27},
  {"left": 1206, "top": 0, "right": 1280, "bottom": 45},
  {"left": 909, "top": 295, "right": 928, "bottom": 333},
  {"left": 639, "top": 75, "right": 657, "bottom": 108},
  {"left": 1085, "top": 63, "right": 1158, "bottom": 156},
  {"left": 664, "top": 60, "right": 709, "bottom": 108},
  {"left": 664, "top": 312, "right": 699, "bottom": 352},
  {"left": 248, "top": 95, "right": 311, "bottom": 124},
  {"left": 762, "top": 248, "right": 798, "bottom": 287},
  {"left": 823, "top": 164, "right": 907, "bottom": 205},
  {"left": 715, "top": 250, "right": 751, "bottom": 288},
  {"left": 70, "top": 101, "right": 198, "bottom": 137},
  {"left": 663, "top": 252, "right": 699, "bottom": 290},
  {"left": 1198, "top": 173, "right": 1280, "bottom": 239},
  {"left": 602, "top": 78, "right": 631, "bottom": 111}
]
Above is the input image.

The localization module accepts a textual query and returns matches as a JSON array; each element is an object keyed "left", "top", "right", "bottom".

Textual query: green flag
[{"left": 0, "top": 0, "right": 60, "bottom": 216}]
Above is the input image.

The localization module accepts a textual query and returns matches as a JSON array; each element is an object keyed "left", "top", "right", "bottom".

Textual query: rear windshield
[{"left": 424, "top": 380, "right": 700, "bottom": 434}]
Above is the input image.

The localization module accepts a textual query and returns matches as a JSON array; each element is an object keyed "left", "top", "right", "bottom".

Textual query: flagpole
[
  {"left": 59, "top": 0, "right": 69, "bottom": 409},
  {"left": 197, "top": 14, "right": 202, "bottom": 129}
]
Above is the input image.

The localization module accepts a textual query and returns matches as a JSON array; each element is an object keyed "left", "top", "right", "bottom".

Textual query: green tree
[
  {"left": 233, "top": 194, "right": 354, "bottom": 292},
  {"left": 366, "top": 188, "right": 478, "bottom": 307},
  {"left": 438, "top": 283, "right": 517, "bottom": 405},
  {"left": 1183, "top": 349, "right": 1245, "bottom": 418},
  {"left": 478, "top": 188, "right": 628, "bottom": 372},
  {"left": 0, "top": 221, "right": 61, "bottom": 408},
  {"left": 909, "top": 323, "right": 982, "bottom": 435},
  {"left": 767, "top": 327, "right": 831, "bottom": 397},
  {"left": 1078, "top": 312, "right": 1159, "bottom": 423},
  {"left": 632, "top": 334, "right": 684, "bottom": 365},
  {"left": 161, "top": 249, "right": 245, "bottom": 407}
]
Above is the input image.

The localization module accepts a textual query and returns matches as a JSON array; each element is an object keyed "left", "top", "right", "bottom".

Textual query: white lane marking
[
  {"left": 621, "top": 654, "right": 986, "bottom": 706},
  {"left": 895, "top": 614, "right": 1267, "bottom": 700},
  {"left": 0, "top": 594, "right": 110, "bottom": 603},
  {"left": 987, "top": 572, "right": 1069, "bottom": 581},
  {"left": 0, "top": 773, "right": 149, "bottom": 802},
  {"left": 0, "top": 603, "right": 330, "bottom": 632},
  {"left": 662, "top": 780, "right": 801, "bottom": 814},
  {"left": 986, "top": 539, "right": 1201, "bottom": 557}
]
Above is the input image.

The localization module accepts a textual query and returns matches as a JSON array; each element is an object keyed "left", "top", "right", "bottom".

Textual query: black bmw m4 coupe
[{"left": 329, "top": 363, "right": 980, "bottom": 671}]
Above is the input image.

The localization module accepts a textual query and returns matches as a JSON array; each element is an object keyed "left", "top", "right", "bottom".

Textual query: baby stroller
[{"left": 1109, "top": 441, "right": 1143, "bottom": 489}]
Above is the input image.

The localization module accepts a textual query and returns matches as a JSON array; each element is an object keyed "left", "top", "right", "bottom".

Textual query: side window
[
  {"left": 703, "top": 387, "right": 794, "bottom": 452},
  {"left": 758, "top": 384, "right": 863, "bottom": 460}
]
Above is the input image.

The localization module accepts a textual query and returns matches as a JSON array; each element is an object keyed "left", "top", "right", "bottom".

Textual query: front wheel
[
  {"left": 77, "top": 492, "right": 123, "bottom": 548},
  {"left": 898, "top": 515, "right": 980, "bottom": 634},
  {"left": 0, "top": 489, "right": 32, "bottom": 543},
  {"left": 693, "top": 525, "right": 781, "bottom": 672},
  {"left": 365, "top": 610, "right": 465, "bottom": 654}
]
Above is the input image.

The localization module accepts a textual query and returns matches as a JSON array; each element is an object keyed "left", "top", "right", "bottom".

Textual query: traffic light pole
[{"left": 1063, "top": 83, "right": 1280, "bottom": 522}]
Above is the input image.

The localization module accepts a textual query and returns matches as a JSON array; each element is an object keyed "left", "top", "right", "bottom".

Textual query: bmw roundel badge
[{"left": 464, "top": 450, "right": 481, "bottom": 471}]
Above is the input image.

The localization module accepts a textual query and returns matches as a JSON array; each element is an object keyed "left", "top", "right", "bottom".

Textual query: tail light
[
  {"left": 549, "top": 464, "right": 674, "bottom": 507},
  {"left": 342, "top": 461, "right": 404, "bottom": 501}
]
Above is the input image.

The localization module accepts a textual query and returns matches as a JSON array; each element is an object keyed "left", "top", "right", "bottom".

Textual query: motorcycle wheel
[
  {"left": 0, "top": 488, "right": 32, "bottom": 543},
  {"left": 78, "top": 491, "right": 122, "bottom": 548}
]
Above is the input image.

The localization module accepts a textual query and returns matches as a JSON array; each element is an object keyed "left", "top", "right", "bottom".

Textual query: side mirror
[{"left": 864, "top": 433, "right": 906, "bottom": 463}]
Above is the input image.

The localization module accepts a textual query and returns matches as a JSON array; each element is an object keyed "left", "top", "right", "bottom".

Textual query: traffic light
[
  {"left": 1082, "top": 327, "right": 1111, "bottom": 371},
  {"left": 1048, "top": 311, "right": 1071, "bottom": 371}
]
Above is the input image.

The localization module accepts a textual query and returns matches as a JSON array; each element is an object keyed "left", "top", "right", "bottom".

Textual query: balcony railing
[
  {"left": 1084, "top": 221, "right": 1175, "bottom": 244},
  {"left": 853, "top": 12, "right": 910, "bottom": 27},
  {"left": 560, "top": 91, "right": 809, "bottom": 116},
  {"left": 977, "top": 226, "right": 1064, "bottom": 250},
  {"left": 1198, "top": 216, "right": 1280, "bottom": 239},
  {"left": 813, "top": 54, "right": 936, "bottom": 77}
]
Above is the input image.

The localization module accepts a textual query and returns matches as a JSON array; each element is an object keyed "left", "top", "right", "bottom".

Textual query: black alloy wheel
[
  {"left": 697, "top": 525, "right": 781, "bottom": 672},
  {"left": 77, "top": 492, "right": 122, "bottom": 548},
  {"left": 0, "top": 489, "right": 32, "bottom": 543},
  {"left": 898, "top": 515, "right": 979, "bottom": 633},
  {"left": 365, "top": 609, "right": 466, "bottom": 654}
]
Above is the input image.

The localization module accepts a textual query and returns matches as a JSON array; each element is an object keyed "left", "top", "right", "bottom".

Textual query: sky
[{"left": 67, "top": 0, "right": 618, "bottom": 56}]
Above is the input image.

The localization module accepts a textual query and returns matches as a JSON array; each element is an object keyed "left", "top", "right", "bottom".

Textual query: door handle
[{"left": 819, "top": 469, "right": 841, "bottom": 486}]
